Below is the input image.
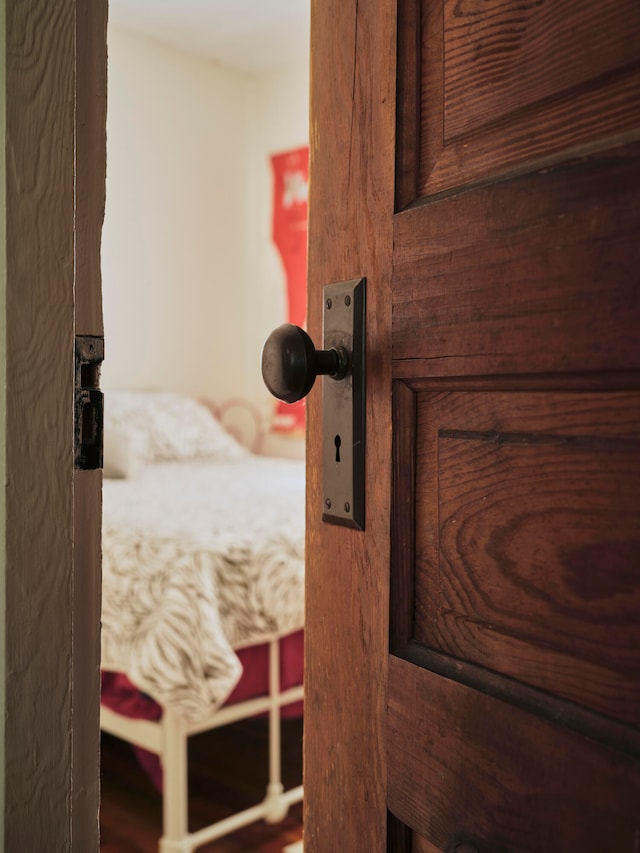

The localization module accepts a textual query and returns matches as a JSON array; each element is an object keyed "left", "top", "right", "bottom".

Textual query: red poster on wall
[{"left": 270, "top": 145, "right": 309, "bottom": 433}]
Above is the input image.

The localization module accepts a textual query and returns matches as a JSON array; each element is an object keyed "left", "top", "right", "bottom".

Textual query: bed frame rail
[{"left": 100, "top": 636, "right": 304, "bottom": 853}]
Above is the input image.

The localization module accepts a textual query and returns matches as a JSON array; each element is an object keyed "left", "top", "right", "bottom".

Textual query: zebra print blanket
[{"left": 101, "top": 455, "right": 305, "bottom": 721}]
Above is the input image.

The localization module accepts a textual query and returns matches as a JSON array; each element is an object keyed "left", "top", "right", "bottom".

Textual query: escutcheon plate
[{"left": 321, "top": 278, "right": 365, "bottom": 530}]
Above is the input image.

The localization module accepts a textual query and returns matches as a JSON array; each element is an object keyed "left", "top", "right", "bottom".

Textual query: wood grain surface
[
  {"left": 304, "top": 0, "right": 397, "bottom": 850},
  {"left": 413, "top": 390, "right": 640, "bottom": 726},
  {"left": 413, "top": 0, "right": 640, "bottom": 196},
  {"left": 388, "top": 655, "right": 640, "bottom": 852},
  {"left": 5, "top": 0, "right": 77, "bottom": 847},
  {"left": 311, "top": 0, "right": 640, "bottom": 849},
  {"left": 392, "top": 143, "right": 640, "bottom": 379}
]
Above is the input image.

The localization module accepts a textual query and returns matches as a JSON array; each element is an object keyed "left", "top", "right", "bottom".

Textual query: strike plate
[
  {"left": 322, "top": 278, "right": 365, "bottom": 529},
  {"left": 74, "top": 336, "right": 104, "bottom": 470}
]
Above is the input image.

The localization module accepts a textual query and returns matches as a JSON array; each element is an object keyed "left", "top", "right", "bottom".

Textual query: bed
[{"left": 99, "top": 391, "right": 305, "bottom": 853}]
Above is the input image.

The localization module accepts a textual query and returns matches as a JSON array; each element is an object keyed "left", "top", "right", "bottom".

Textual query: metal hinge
[{"left": 74, "top": 336, "right": 104, "bottom": 470}]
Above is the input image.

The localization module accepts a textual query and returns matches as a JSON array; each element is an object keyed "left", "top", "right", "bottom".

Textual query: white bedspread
[{"left": 101, "top": 455, "right": 305, "bottom": 721}]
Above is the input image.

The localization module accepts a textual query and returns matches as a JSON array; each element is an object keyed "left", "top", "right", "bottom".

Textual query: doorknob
[
  {"left": 261, "top": 278, "right": 366, "bottom": 530},
  {"left": 261, "top": 323, "right": 348, "bottom": 403}
]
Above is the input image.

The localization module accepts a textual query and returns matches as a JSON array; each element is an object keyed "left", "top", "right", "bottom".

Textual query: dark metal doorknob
[{"left": 261, "top": 323, "right": 348, "bottom": 403}]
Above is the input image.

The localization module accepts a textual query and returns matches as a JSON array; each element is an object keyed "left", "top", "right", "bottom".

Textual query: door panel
[
  {"left": 406, "top": 0, "right": 640, "bottom": 199},
  {"left": 392, "top": 146, "right": 640, "bottom": 378},
  {"left": 409, "top": 389, "right": 640, "bottom": 725},
  {"left": 388, "top": 656, "right": 640, "bottom": 853}
]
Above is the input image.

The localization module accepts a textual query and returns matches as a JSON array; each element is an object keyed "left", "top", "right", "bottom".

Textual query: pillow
[
  {"left": 103, "top": 391, "right": 247, "bottom": 466},
  {"left": 102, "top": 426, "right": 143, "bottom": 479}
]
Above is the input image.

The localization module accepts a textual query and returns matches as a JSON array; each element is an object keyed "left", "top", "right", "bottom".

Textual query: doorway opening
[{"left": 99, "top": 3, "right": 310, "bottom": 849}]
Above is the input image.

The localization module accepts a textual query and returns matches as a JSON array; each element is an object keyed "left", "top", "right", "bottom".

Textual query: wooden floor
[{"left": 100, "top": 717, "right": 303, "bottom": 852}]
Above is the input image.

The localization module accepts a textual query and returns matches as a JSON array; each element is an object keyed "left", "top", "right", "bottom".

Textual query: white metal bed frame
[{"left": 101, "top": 635, "right": 304, "bottom": 853}]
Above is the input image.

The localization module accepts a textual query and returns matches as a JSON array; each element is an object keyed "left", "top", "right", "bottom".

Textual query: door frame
[{"left": 4, "top": 0, "right": 106, "bottom": 847}]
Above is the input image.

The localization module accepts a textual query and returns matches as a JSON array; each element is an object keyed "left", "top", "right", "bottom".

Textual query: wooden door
[{"left": 305, "top": 1, "right": 640, "bottom": 850}]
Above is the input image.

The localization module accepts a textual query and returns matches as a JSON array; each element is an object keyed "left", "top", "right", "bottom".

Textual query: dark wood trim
[
  {"left": 392, "top": 141, "right": 640, "bottom": 381},
  {"left": 387, "top": 810, "right": 413, "bottom": 853},
  {"left": 395, "top": 0, "right": 422, "bottom": 211},
  {"left": 392, "top": 371, "right": 640, "bottom": 392},
  {"left": 418, "top": 0, "right": 444, "bottom": 194},
  {"left": 395, "top": 642, "right": 640, "bottom": 760},
  {"left": 390, "top": 380, "right": 417, "bottom": 650},
  {"left": 388, "top": 655, "right": 640, "bottom": 851}
]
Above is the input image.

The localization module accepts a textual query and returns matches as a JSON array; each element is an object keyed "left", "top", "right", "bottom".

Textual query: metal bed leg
[
  {"left": 146, "top": 637, "right": 302, "bottom": 852},
  {"left": 262, "top": 637, "right": 288, "bottom": 823},
  {"left": 159, "top": 709, "right": 192, "bottom": 853}
]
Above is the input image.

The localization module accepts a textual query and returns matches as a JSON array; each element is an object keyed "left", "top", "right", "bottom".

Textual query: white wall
[
  {"left": 244, "top": 60, "right": 310, "bottom": 415},
  {"left": 102, "top": 26, "right": 251, "bottom": 402},
  {"left": 102, "top": 25, "right": 309, "bottom": 432}
]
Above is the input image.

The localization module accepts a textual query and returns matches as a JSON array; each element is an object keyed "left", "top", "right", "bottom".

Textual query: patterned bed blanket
[{"left": 101, "top": 455, "right": 305, "bottom": 721}]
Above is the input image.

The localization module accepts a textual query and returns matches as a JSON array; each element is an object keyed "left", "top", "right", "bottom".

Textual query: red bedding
[{"left": 101, "top": 630, "right": 304, "bottom": 791}]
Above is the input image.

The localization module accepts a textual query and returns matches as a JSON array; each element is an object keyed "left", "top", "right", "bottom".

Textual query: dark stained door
[{"left": 304, "top": 1, "right": 640, "bottom": 850}]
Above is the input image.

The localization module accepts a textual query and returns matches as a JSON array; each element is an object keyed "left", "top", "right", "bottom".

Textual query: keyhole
[{"left": 334, "top": 434, "right": 341, "bottom": 463}]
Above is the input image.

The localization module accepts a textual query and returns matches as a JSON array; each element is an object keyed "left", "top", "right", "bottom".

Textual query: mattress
[{"left": 101, "top": 454, "right": 305, "bottom": 721}]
